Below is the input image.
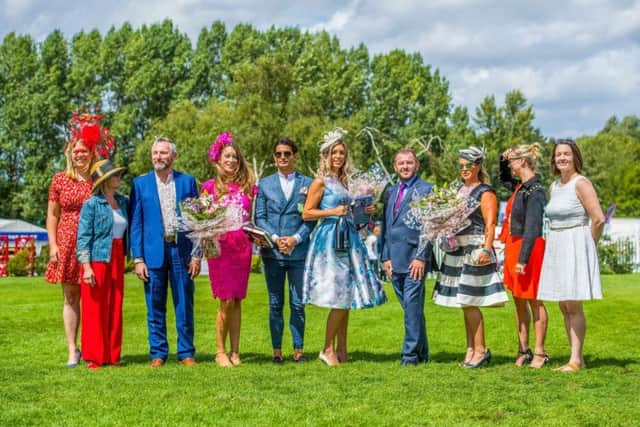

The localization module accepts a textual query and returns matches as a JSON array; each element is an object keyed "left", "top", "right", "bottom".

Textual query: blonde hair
[
  {"left": 212, "top": 142, "right": 256, "bottom": 198},
  {"left": 510, "top": 143, "right": 542, "bottom": 171},
  {"left": 64, "top": 139, "right": 95, "bottom": 180},
  {"left": 317, "top": 140, "right": 352, "bottom": 187}
]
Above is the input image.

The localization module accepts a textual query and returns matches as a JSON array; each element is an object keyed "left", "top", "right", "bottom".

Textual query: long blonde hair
[
  {"left": 317, "top": 140, "right": 351, "bottom": 187},
  {"left": 212, "top": 142, "right": 256, "bottom": 197},
  {"left": 511, "top": 143, "right": 542, "bottom": 172},
  {"left": 64, "top": 139, "right": 95, "bottom": 180}
]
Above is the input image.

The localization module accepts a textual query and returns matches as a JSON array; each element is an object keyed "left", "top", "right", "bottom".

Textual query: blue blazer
[
  {"left": 254, "top": 172, "right": 315, "bottom": 261},
  {"left": 380, "top": 176, "right": 434, "bottom": 274},
  {"left": 129, "top": 170, "right": 198, "bottom": 269}
]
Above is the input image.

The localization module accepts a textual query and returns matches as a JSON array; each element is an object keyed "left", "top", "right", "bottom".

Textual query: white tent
[{"left": 0, "top": 218, "right": 48, "bottom": 253}]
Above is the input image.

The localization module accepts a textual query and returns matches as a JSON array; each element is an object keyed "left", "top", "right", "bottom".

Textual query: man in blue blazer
[
  {"left": 255, "top": 138, "right": 315, "bottom": 364},
  {"left": 381, "top": 148, "right": 434, "bottom": 366},
  {"left": 129, "top": 137, "right": 200, "bottom": 367}
]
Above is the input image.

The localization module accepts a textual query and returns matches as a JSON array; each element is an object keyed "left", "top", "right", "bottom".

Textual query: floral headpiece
[
  {"left": 319, "top": 127, "right": 348, "bottom": 153},
  {"left": 209, "top": 132, "right": 234, "bottom": 163},
  {"left": 68, "top": 106, "right": 115, "bottom": 160}
]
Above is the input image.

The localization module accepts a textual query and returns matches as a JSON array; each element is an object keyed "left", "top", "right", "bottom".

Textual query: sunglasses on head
[
  {"left": 274, "top": 151, "right": 293, "bottom": 158},
  {"left": 555, "top": 138, "right": 575, "bottom": 145},
  {"left": 458, "top": 162, "right": 478, "bottom": 170}
]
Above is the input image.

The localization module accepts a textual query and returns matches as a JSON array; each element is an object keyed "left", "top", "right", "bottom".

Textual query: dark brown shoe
[
  {"left": 150, "top": 358, "right": 165, "bottom": 368},
  {"left": 180, "top": 357, "right": 197, "bottom": 366}
]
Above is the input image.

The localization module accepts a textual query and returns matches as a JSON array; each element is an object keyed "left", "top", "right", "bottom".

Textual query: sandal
[
  {"left": 553, "top": 362, "right": 581, "bottom": 373},
  {"left": 229, "top": 352, "right": 242, "bottom": 366},
  {"left": 529, "top": 352, "right": 549, "bottom": 369},
  {"left": 215, "top": 351, "right": 232, "bottom": 368},
  {"left": 515, "top": 348, "right": 533, "bottom": 367}
]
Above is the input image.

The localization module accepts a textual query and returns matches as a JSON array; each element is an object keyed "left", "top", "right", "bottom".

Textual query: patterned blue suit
[
  {"left": 129, "top": 170, "right": 198, "bottom": 361},
  {"left": 380, "top": 174, "right": 433, "bottom": 364},
  {"left": 255, "top": 172, "right": 314, "bottom": 350}
]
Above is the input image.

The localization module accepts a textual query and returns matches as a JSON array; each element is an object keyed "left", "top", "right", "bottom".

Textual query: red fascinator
[{"left": 68, "top": 106, "right": 116, "bottom": 160}]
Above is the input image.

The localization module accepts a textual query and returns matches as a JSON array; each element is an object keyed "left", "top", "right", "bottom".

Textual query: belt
[
  {"left": 164, "top": 235, "right": 176, "bottom": 243},
  {"left": 549, "top": 222, "right": 589, "bottom": 231}
]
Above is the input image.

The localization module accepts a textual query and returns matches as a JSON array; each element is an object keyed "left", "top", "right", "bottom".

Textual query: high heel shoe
[
  {"left": 515, "top": 348, "right": 533, "bottom": 367},
  {"left": 215, "top": 351, "right": 233, "bottom": 368},
  {"left": 464, "top": 349, "right": 491, "bottom": 369},
  {"left": 529, "top": 352, "right": 549, "bottom": 369},
  {"left": 66, "top": 349, "right": 82, "bottom": 368}
]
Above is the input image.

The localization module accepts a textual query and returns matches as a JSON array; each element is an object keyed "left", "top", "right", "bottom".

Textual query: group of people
[{"left": 46, "top": 114, "right": 603, "bottom": 373}]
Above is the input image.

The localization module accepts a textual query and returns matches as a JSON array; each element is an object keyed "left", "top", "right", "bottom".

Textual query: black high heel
[
  {"left": 515, "top": 348, "right": 533, "bottom": 367},
  {"left": 464, "top": 349, "right": 491, "bottom": 369}
]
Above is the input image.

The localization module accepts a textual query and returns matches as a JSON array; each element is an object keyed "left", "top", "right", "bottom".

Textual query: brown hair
[
  {"left": 212, "top": 142, "right": 256, "bottom": 197},
  {"left": 550, "top": 140, "right": 583, "bottom": 176}
]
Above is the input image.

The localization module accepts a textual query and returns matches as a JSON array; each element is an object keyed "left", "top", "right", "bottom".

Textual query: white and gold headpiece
[{"left": 319, "top": 127, "right": 348, "bottom": 153}]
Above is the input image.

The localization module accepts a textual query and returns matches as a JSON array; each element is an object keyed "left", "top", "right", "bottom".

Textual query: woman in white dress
[{"left": 538, "top": 139, "right": 605, "bottom": 372}]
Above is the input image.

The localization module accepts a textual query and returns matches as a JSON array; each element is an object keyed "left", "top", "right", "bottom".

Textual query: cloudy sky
[{"left": 1, "top": 0, "right": 638, "bottom": 137}]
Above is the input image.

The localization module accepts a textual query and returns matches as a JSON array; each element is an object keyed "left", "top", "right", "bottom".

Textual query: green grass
[{"left": 1, "top": 273, "right": 639, "bottom": 426}]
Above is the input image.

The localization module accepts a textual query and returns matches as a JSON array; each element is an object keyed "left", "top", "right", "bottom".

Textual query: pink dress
[{"left": 200, "top": 180, "right": 253, "bottom": 300}]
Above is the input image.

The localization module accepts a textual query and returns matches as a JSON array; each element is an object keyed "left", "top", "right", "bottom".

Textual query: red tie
[{"left": 393, "top": 183, "right": 406, "bottom": 216}]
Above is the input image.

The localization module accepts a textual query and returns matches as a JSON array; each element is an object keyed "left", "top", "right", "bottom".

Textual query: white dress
[{"left": 537, "top": 175, "right": 602, "bottom": 301}]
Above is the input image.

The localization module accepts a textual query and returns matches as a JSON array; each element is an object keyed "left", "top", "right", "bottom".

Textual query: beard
[{"left": 153, "top": 160, "right": 171, "bottom": 171}]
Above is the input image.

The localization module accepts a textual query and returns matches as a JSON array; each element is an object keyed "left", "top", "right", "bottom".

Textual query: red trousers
[{"left": 81, "top": 239, "right": 125, "bottom": 366}]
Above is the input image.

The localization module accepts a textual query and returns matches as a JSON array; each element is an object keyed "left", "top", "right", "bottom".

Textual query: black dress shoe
[{"left": 272, "top": 356, "right": 284, "bottom": 365}]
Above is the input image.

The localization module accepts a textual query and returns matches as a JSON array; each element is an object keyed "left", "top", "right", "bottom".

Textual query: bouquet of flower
[
  {"left": 178, "top": 191, "right": 244, "bottom": 258},
  {"left": 348, "top": 164, "right": 390, "bottom": 225},
  {"left": 404, "top": 182, "right": 479, "bottom": 252}
]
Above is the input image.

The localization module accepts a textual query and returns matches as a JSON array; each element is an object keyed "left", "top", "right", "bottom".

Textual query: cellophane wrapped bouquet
[
  {"left": 179, "top": 191, "right": 244, "bottom": 258},
  {"left": 347, "top": 164, "right": 390, "bottom": 229},
  {"left": 404, "top": 182, "right": 479, "bottom": 253}
]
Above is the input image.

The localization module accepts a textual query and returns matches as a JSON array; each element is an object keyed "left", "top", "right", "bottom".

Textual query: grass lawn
[{"left": 1, "top": 273, "right": 639, "bottom": 426}]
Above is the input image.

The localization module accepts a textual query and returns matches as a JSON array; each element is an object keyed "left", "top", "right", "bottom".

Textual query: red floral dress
[{"left": 45, "top": 172, "right": 93, "bottom": 285}]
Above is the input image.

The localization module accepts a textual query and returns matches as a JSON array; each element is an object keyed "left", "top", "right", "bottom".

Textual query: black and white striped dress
[{"left": 433, "top": 184, "right": 508, "bottom": 308}]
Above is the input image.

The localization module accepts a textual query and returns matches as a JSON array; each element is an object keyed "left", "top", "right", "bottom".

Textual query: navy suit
[
  {"left": 255, "top": 172, "right": 315, "bottom": 350},
  {"left": 129, "top": 170, "right": 198, "bottom": 361},
  {"left": 380, "top": 175, "right": 433, "bottom": 364}
]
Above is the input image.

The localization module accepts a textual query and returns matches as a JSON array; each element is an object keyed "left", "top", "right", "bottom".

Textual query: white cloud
[{"left": 0, "top": 0, "right": 638, "bottom": 137}]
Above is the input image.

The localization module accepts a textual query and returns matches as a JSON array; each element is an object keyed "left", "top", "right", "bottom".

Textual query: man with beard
[
  {"left": 130, "top": 137, "right": 200, "bottom": 367},
  {"left": 380, "top": 148, "right": 434, "bottom": 366}
]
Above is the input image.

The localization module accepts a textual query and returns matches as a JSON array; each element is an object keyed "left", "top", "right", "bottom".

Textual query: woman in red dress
[
  {"left": 498, "top": 143, "right": 549, "bottom": 368},
  {"left": 45, "top": 112, "right": 112, "bottom": 367}
]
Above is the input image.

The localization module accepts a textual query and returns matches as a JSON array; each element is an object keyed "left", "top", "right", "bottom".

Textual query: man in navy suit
[
  {"left": 255, "top": 138, "right": 315, "bottom": 364},
  {"left": 381, "top": 148, "right": 434, "bottom": 366},
  {"left": 129, "top": 137, "right": 200, "bottom": 367}
]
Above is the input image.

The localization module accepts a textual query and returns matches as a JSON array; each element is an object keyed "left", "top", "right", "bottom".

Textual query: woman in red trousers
[{"left": 76, "top": 159, "right": 128, "bottom": 370}]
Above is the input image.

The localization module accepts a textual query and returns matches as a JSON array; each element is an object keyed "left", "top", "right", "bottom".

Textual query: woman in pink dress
[
  {"left": 45, "top": 111, "right": 113, "bottom": 366},
  {"left": 201, "top": 132, "right": 256, "bottom": 367}
]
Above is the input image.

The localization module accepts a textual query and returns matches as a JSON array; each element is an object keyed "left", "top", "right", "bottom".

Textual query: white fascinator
[{"left": 319, "top": 127, "right": 348, "bottom": 153}]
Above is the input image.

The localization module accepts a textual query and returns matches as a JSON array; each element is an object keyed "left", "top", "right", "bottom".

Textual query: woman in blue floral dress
[{"left": 302, "top": 128, "right": 387, "bottom": 366}]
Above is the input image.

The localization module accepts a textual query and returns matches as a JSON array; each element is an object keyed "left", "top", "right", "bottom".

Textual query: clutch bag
[{"left": 242, "top": 223, "right": 275, "bottom": 248}]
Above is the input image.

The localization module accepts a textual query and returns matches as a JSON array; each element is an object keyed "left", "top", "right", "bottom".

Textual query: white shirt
[
  {"left": 278, "top": 172, "right": 296, "bottom": 200},
  {"left": 112, "top": 208, "right": 127, "bottom": 238},
  {"left": 155, "top": 172, "right": 177, "bottom": 237}
]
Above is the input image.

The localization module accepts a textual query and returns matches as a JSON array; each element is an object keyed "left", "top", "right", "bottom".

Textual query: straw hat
[{"left": 90, "top": 159, "right": 126, "bottom": 192}]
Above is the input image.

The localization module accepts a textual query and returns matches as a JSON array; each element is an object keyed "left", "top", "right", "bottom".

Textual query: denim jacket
[{"left": 77, "top": 193, "right": 129, "bottom": 263}]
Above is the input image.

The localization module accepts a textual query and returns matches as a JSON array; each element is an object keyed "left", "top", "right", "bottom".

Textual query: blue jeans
[
  {"left": 391, "top": 272, "right": 428, "bottom": 363},
  {"left": 263, "top": 257, "right": 305, "bottom": 350},
  {"left": 144, "top": 242, "right": 195, "bottom": 361}
]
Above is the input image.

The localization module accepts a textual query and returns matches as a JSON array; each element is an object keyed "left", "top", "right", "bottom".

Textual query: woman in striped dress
[{"left": 433, "top": 147, "right": 508, "bottom": 368}]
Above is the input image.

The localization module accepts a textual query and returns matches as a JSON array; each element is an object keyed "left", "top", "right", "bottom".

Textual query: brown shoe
[
  {"left": 180, "top": 357, "right": 197, "bottom": 366},
  {"left": 150, "top": 358, "right": 165, "bottom": 368}
]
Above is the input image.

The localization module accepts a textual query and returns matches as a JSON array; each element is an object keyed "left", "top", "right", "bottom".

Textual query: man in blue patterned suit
[
  {"left": 129, "top": 137, "right": 200, "bottom": 368},
  {"left": 381, "top": 148, "right": 434, "bottom": 366},
  {"left": 255, "top": 138, "right": 315, "bottom": 364}
]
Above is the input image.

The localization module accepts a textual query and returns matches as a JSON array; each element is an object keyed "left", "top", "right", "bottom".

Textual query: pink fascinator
[{"left": 209, "top": 132, "right": 234, "bottom": 163}]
